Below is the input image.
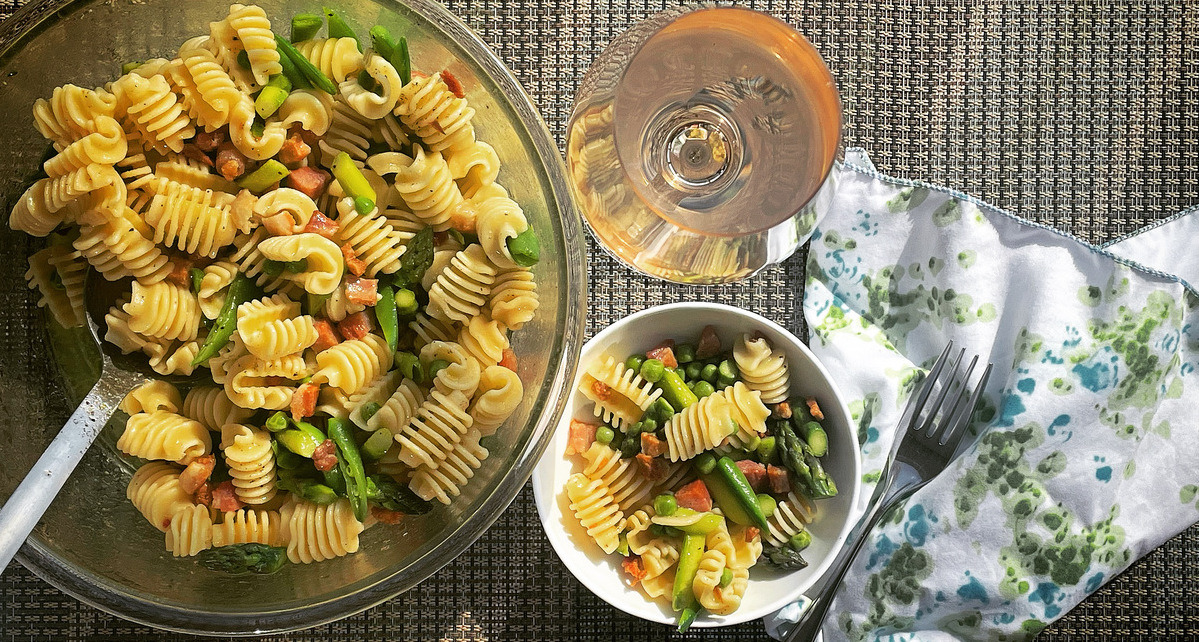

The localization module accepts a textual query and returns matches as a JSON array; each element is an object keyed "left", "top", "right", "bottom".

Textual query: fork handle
[
  {"left": 0, "top": 379, "right": 122, "bottom": 574},
  {"left": 784, "top": 480, "right": 915, "bottom": 642}
]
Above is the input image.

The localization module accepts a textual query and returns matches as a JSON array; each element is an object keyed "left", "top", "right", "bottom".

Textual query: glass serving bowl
[{"left": 0, "top": 0, "right": 584, "bottom": 634}]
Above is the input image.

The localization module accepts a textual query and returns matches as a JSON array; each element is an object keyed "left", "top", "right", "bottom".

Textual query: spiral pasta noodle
[
  {"left": 226, "top": 352, "right": 312, "bottom": 409},
  {"left": 127, "top": 462, "right": 194, "bottom": 532},
  {"left": 280, "top": 497, "right": 364, "bottom": 564},
  {"left": 367, "top": 377, "right": 426, "bottom": 435},
  {"left": 33, "top": 84, "right": 118, "bottom": 149},
  {"left": 447, "top": 141, "right": 500, "bottom": 198},
  {"left": 124, "top": 281, "right": 201, "bottom": 342},
  {"left": 474, "top": 194, "right": 527, "bottom": 269},
  {"left": 733, "top": 334, "right": 790, "bottom": 405},
  {"left": 154, "top": 156, "right": 239, "bottom": 194},
  {"left": 226, "top": 3, "right": 281, "bottom": 86},
  {"left": 487, "top": 267, "right": 538, "bottom": 331},
  {"left": 170, "top": 40, "right": 242, "bottom": 129},
  {"left": 113, "top": 72, "right": 195, "bottom": 154},
  {"left": 409, "top": 312, "right": 457, "bottom": 350},
  {"left": 73, "top": 206, "right": 174, "bottom": 283},
  {"left": 663, "top": 389, "right": 737, "bottom": 462},
  {"left": 333, "top": 197, "right": 407, "bottom": 276},
  {"left": 212, "top": 508, "right": 284, "bottom": 547},
  {"left": 236, "top": 294, "right": 318, "bottom": 359},
  {"left": 120, "top": 380, "right": 183, "bottom": 415},
  {"left": 457, "top": 313, "right": 508, "bottom": 368},
  {"left": 394, "top": 389, "right": 472, "bottom": 468},
  {"left": 165, "top": 504, "right": 214, "bottom": 557},
  {"left": 229, "top": 227, "right": 290, "bottom": 291},
  {"left": 220, "top": 423, "right": 278, "bottom": 505},
  {"left": 577, "top": 355, "right": 662, "bottom": 429},
  {"left": 395, "top": 73, "right": 476, "bottom": 154},
  {"left": 409, "top": 429, "right": 489, "bottom": 505},
  {"left": 565, "top": 473, "right": 623, "bottom": 555},
  {"left": 118, "top": 410, "right": 212, "bottom": 464},
  {"left": 723, "top": 381, "right": 772, "bottom": 449},
  {"left": 182, "top": 385, "right": 254, "bottom": 431},
  {"left": 692, "top": 523, "right": 748, "bottom": 616},
  {"left": 318, "top": 95, "right": 373, "bottom": 166},
  {"left": 254, "top": 187, "right": 317, "bottom": 235},
  {"left": 278, "top": 89, "right": 333, "bottom": 135},
  {"left": 25, "top": 246, "right": 86, "bottom": 328},
  {"left": 581, "top": 443, "right": 681, "bottom": 513},
  {"left": 469, "top": 365, "right": 523, "bottom": 435},
  {"left": 227, "top": 98, "right": 286, "bottom": 160},
  {"left": 763, "top": 491, "right": 818, "bottom": 549},
  {"left": 296, "top": 37, "right": 364, "bottom": 84},
  {"left": 143, "top": 177, "right": 241, "bottom": 257},
  {"left": 340, "top": 53, "right": 403, "bottom": 120},
  {"left": 257, "top": 232, "right": 345, "bottom": 295},
  {"left": 311, "top": 333, "right": 391, "bottom": 395},
  {"left": 420, "top": 340, "right": 481, "bottom": 398},
  {"left": 42, "top": 116, "right": 127, "bottom": 178},
  {"left": 389, "top": 146, "right": 464, "bottom": 231},
  {"left": 427, "top": 244, "right": 498, "bottom": 323}
]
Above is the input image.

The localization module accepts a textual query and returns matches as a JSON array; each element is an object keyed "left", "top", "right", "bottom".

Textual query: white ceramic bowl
[{"left": 532, "top": 303, "right": 862, "bottom": 628}]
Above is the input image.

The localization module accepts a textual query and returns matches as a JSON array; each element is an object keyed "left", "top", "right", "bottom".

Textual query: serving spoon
[{"left": 0, "top": 280, "right": 173, "bottom": 573}]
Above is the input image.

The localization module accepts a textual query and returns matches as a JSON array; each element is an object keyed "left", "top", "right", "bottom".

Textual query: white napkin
[{"left": 765, "top": 149, "right": 1199, "bottom": 640}]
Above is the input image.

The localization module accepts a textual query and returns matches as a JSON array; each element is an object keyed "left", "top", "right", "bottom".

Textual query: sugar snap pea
[{"left": 191, "top": 272, "right": 255, "bottom": 366}]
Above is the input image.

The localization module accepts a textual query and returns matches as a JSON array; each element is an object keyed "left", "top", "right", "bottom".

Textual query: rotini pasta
[
  {"left": 165, "top": 504, "right": 214, "bottom": 557},
  {"left": 393, "top": 389, "right": 472, "bottom": 468},
  {"left": 474, "top": 193, "right": 527, "bottom": 269},
  {"left": 333, "top": 197, "right": 406, "bottom": 276},
  {"left": 226, "top": 3, "right": 281, "bottom": 86},
  {"left": 280, "top": 497, "right": 364, "bottom": 564},
  {"left": 127, "top": 462, "right": 194, "bottom": 532},
  {"left": 143, "top": 177, "right": 241, "bottom": 257},
  {"left": 226, "top": 352, "right": 311, "bottom": 409},
  {"left": 427, "top": 244, "right": 498, "bottom": 323},
  {"left": 198, "top": 260, "right": 238, "bottom": 319},
  {"left": 211, "top": 508, "right": 284, "bottom": 547},
  {"left": 663, "top": 389, "right": 736, "bottom": 462},
  {"left": 366, "top": 377, "right": 425, "bottom": 435},
  {"left": 577, "top": 356, "right": 661, "bottom": 429},
  {"left": 296, "top": 37, "right": 364, "bottom": 83},
  {"left": 120, "top": 380, "right": 183, "bottom": 415},
  {"left": 395, "top": 73, "right": 476, "bottom": 154},
  {"left": 25, "top": 246, "right": 86, "bottom": 328},
  {"left": 257, "top": 232, "right": 345, "bottom": 295},
  {"left": 170, "top": 39, "right": 242, "bottom": 130},
  {"left": 487, "top": 267, "right": 538, "bottom": 331},
  {"left": 388, "top": 146, "right": 464, "bottom": 231},
  {"left": 113, "top": 72, "right": 195, "bottom": 154},
  {"left": 118, "top": 410, "right": 212, "bottom": 464},
  {"left": 340, "top": 52, "right": 404, "bottom": 120},
  {"left": 312, "top": 333, "right": 392, "bottom": 394},
  {"left": 278, "top": 89, "right": 334, "bottom": 135},
  {"left": 565, "top": 473, "right": 623, "bottom": 555},
  {"left": 409, "top": 429, "right": 489, "bottom": 504},
  {"left": 124, "top": 281, "right": 202, "bottom": 342},
  {"left": 457, "top": 313, "right": 508, "bottom": 368},
  {"left": 723, "top": 381, "right": 771, "bottom": 449},
  {"left": 182, "top": 385, "right": 254, "bottom": 431},
  {"left": 220, "top": 423, "right": 278, "bottom": 505},
  {"left": 469, "top": 365, "right": 523, "bottom": 435},
  {"left": 73, "top": 205, "right": 174, "bottom": 283},
  {"left": 236, "top": 293, "right": 318, "bottom": 359},
  {"left": 733, "top": 334, "right": 790, "bottom": 404},
  {"left": 420, "top": 340, "right": 481, "bottom": 398},
  {"left": 253, "top": 187, "right": 317, "bottom": 235}
]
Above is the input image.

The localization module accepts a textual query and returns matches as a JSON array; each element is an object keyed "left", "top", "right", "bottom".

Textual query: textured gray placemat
[{"left": 2, "top": 0, "right": 1198, "bottom": 640}]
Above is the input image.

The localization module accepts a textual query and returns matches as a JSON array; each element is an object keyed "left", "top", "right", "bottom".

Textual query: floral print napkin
[{"left": 766, "top": 149, "right": 1199, "bottom": 640}]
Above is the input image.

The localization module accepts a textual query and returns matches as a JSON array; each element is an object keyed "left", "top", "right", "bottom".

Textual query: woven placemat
[{"left": 3, "top": 0, "right": 1198, "bottom": 640}]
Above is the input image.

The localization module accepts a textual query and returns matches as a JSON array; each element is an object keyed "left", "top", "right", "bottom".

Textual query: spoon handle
[{"left": 0, "top": 378, "right": 124, "bottom": 573}]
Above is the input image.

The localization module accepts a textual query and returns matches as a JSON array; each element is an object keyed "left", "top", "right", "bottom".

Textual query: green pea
[
  {"left": 608, "top": 428, "right": 624, "bottom": 451},
  {"left": 789, "top": 531, "right": 812, "bottom": 551},
  {"left": 684, "top": 362, "right": 703, "bottom": 381},
  {"left": 625, "top": 354, "right": 646, "bottom": 373},
  {"left": 640, "top": 417, "right": 658, "bottom": 433},
  {"left": 701, "top": 363, "right": 719, "bottom": 383},
  {"left": 675, "top": 343, "right": 696, "bottom": 364},
  {"left": 692, "top": 380, "right": 716, "bottom": 399},
  {"left": 428, "top": 359, "right": 451, "bottom": 380},
  {"left": 264, "top": 411, "right": 289, "bottom": 432},
  {"left": 756, "top": 493, "right": 777, "bottom": 518},
  {"left": 718, "top": 359, "right": 739, "bottom": 381},
  {"left": 596, "top": 425, "right": 615, "bottom": 445},
  {"left": 639, "top": 358, "right": 665, "bottom": 383},
  {"left": 694, "top": 451, "right": 717, "bottom": 475},
  {"left": 716, "top": 375, "right": 737, "bottom": 389},
  {"left": 719, "top": 567, "right": 734, "bottom": 588},
  {"left": 653, "top": 493, "right": 678, "bottom": 517},
  {"left": 673, "top": 367, "right": 687, "bottom": 380},
  {"left": 359, "top": 401, "right": 382, "bottom": 422}
]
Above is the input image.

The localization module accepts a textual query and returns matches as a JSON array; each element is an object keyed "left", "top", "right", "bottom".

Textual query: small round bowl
[
  {"left": 0, "top": 0, "right": 584, "bottom": 635},
  {"left": 532, "top": 302, "right": 861, "bottom": 628}
]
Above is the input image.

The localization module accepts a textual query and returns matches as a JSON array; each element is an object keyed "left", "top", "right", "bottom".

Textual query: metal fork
[{"left": 784, "top": 342, "right": 992, "bottom": 642}]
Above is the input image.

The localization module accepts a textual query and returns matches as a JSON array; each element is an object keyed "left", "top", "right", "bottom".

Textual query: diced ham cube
[
  {"left": 165, "top": 255, "right": 196, "bottom": 288},
  {"left": 498, "top": 348, "right": 517, "bottom": 372},
  {"left": 193, "top": 129, "right": 226, "bottom": 153},
  {"left": 640, "top": 433, "right": 668, "bottom": 458},
  {"left": 590, "top": 380, "right": 613, "bottom": 401},
  {"left": 565, "top": 419, "right": 597, "bottom": 456},
  {"left": 674, "top": 478, "right": 713, "bottom": 513},
  {"left": 291, "top": 123, "right": 319, "bottom": 151},
  {"left": 622, "top": 556, "right": 647, "bottom": 585},
  {"left": 182, "top": 143, "right": 214, "bottom": 167},
  {"left": 745, "top": 526, "right": 761, "bottom": 542},
  {"left": 262, "top": 212, "right": 296, "bottom": 236},
  {"left": 635, "top": 453, "right": 670, "bottom": 482},
  {"left": 285, "top": 165, "right": 332, "bottom": 200},
  {"left": 290, "top": 382, "right": 320, "bottom": 419},
  {"left": 646, "top": 343, "right": 678, "bottom": 369},
  {"left": 337, "top": 311, "right": 374, "bottom": 340},
  {"left": 312, "top": 439, "right": 338, "bottom": 472},
  {"left": 767, "top": 464, "right": 790, "bottom": 495},
  {"left": 773, "top": 401, "right": 792, "bottom": 420},
  {"left": 277, "top": 131, "right": 311, "bottom": 165},
  {"left": 193, "top": 482, "right": 212, "bottom": 507},
  {"left": 343, "top": 278, "right": 378, "bottom": 306},
  {"left": 312, "top": 319, "right": 341, "bottom": 352},
  {"left": 178, "top": 454, "right": 215, "bottom": 494},
  {"left": 440, "top": 69, "right": 465, "bottom": 98},
  {"left": 695, "top": 325, "right": 722, "bottom": 359},
  {"left": 303, "top": 210, "right": 339, "bottom": 239},
  {"left": 342, "top": 242, "right": 367, "bottom": 276},
  {"left": 215, "top": 141, "right": 248, "bottom": 181},
  {"left": 806, "top": 398, "right": 824, "bottom": 420},
  {"left": 370, "top": 506, "right": 405, "bottom": 525},
  {"left": 736, "top": 459, "right": 768, "bottom": 494},
  {"left": 211, "top": 481, "right": 244, "bottom": 513}
]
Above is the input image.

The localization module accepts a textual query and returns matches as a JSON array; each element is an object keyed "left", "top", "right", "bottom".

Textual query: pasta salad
[
  {"left": 563, "top": 327, "right": 838, "bottom": 631},
  {"left": 10, "top": 4, "right": 541, "bottom": 573}
]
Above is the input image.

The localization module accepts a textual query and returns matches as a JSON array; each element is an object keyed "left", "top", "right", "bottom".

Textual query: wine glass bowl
[{"left": 568, "top": 5, "right": 842, "bottom": 283}]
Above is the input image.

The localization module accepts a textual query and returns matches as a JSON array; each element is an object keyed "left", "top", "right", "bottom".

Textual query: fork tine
[
  {"left": 896, "top": 342, "right": 954, "bottom": 434},
  {"left": 917, "top": 348, "right": 965, "bottom": 437},
  {"left": 939, "top": 361, "right": 993, "bottom": 447},
  {"left": 931, "top": 354, "right": 979, "bottom": 442}
]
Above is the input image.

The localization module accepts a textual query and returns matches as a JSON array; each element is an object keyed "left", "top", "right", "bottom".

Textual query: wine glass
[{"left": 567, "top": 4, "right": 842, "bottom": 284}]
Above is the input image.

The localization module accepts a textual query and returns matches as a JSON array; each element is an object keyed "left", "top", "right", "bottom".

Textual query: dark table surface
[{"left": 2, "top": 0, "right": 1198, "bottom": 640}]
